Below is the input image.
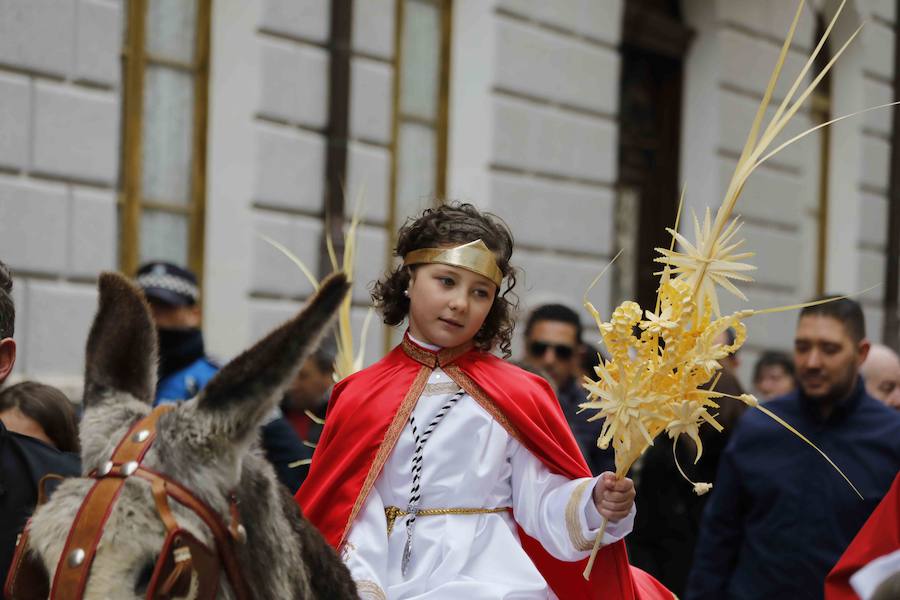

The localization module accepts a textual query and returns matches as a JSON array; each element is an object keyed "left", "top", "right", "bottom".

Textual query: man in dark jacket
[
  {"left": 521, "top": 304, "right": 615, "bottom": 475},
  {"left": 687, "top": 298, "right": 900, "bottom": 600},
  {"left": 0, "top": 261, "right": 79, "bottom": 596}
]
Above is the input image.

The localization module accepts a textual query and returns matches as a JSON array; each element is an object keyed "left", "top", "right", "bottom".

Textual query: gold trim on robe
[{"left": 566, "top": 479, "right": 595, "bottom": 551}]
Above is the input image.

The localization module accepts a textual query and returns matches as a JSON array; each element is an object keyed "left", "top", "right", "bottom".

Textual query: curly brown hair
[{"left": 372, "top": 203, "right": 518, "bottom": 356}]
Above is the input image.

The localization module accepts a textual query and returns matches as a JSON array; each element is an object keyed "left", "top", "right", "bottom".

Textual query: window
[
  {"left": 120, "top": 0, "right": 212, "bottom": 276},
  {"left": 389, "top": 0, "right": 452, "bottom": 243}
]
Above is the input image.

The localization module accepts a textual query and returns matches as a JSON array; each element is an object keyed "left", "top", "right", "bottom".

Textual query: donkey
[{"left": 8, "top": 271, "right": 357, "bottom": 598}]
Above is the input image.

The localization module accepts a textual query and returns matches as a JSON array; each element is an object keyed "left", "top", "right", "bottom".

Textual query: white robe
[{"left": 342, "top": 354, "right": 634, "bottom": 600}]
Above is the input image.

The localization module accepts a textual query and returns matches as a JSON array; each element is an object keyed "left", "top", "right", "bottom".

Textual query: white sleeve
[
  {"left": 340, "top": 486, "right": 390, "bottom": 600},
  {"left": 508, "top": 437, "right": 635, "bottom": 562}
]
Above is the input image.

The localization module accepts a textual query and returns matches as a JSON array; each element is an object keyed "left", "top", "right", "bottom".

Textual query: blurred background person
[
  {"left": 629, "top": 368, "right": 746, "bottom": 597},
  {"left": 278, "top": 339, "right": 337, "bottom": 490},
  {"left": 0, "top": 381, "right": 79, "bottom": 453},
  {"left": 521, "top": 303, "right": 614, "bottom": 475},
  {"left": 135, "top": 261, "right": 218, "bottom": 405},
  {"left": 714, "top": 327, "right": 741, "bottom": 376},
  {"left": 860, "top": 344, "right": 900, "bottom": 410},
  {"left": 137, "top": 259, "right": 311, "bottom": 493},
  {"left": 753, "top": 350, "right": 798, "bottom": 401},
  {"left": 0, "top": 260, "right": 80, "bottom": 593},
  {"left": 688, "top": 298, "right": 900, "bottom": 600}
]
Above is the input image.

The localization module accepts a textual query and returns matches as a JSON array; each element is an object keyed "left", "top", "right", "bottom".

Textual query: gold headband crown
[{"left": 403, "top": 239, "right": 503, "bottom": 287}]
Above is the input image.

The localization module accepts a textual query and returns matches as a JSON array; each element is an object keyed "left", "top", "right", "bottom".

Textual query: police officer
[{"left": 136, "top": 261, "right": 218, "bottom": 405}]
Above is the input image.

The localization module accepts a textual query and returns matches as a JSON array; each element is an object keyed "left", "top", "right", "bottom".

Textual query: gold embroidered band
[
  {"left": 356, "top": 580, "right": 388, "bottom": 600},
  {"left": 403, "top": 239, "right": 503, "bottom": 287},
  {"left": 566, "top": 479, "right": 596, "bottom": 551}
]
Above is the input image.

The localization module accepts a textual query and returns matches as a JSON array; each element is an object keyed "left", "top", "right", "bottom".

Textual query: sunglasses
[{"left": 528, "top": 341, "right": 575, "bottom": 360}]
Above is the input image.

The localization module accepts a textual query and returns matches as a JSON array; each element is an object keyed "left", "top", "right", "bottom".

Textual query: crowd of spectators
[{"left": 2, "top": 256, "right": 900, "bottom": 599}]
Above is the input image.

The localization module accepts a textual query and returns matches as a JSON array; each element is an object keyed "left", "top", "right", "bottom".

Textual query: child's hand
[{"left": 592, "top": 472, "right": 635, "bottom": 522}]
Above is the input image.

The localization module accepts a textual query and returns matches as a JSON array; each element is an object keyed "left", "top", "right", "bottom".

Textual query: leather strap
[
  {"left": 134, "top": 467, "right": 250, "bottom": 600},
  {"left": 49, "top": 406, "right": 171, "bottom": 599},
  {"left": 34, "top": 402, "right": 251, "bottom": 600}
]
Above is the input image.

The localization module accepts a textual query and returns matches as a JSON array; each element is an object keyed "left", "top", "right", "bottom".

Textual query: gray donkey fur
[{"left": 22, "top": 272, "right": 356, "bottom": 598}]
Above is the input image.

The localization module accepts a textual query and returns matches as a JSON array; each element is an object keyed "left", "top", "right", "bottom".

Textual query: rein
[{"left": 5, "top": 405, "right": 252, "bottom": 600}]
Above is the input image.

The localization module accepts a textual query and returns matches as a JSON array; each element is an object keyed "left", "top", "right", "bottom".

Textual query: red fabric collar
[
  {"left": 295, "top": 343, "right": 670, "bottom": 600},
  {"left": 399, "top": 332, "right": 473, "bottom": 369}
]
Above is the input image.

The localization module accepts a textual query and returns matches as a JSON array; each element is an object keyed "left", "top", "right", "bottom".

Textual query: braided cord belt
[
  {"left": 401, "top": 387, "right": 465, "bottom": 574},
  {"left": 385, "top": 506, "right": 509, "bottom": 536}
]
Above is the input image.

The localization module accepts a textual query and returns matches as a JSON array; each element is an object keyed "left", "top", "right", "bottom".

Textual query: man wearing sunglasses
[{"left": 522, "top": 303, "right": 614, "bottom": 475}]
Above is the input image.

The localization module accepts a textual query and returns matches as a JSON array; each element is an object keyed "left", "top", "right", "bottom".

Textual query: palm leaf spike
[
  {"left": 677, "top": 1, "right": 859, "bottom": 315},
  {"left": 331, "top": 193, "right": 365, "bottom": 381},
  {"left": 580, "top": 2, "right": 876, "bottom": 579},
  {"left": 259, "top": 190, "right": 374, "bottom": 383}
]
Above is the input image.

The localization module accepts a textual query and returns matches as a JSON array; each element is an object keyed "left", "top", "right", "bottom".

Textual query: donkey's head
[{"left": 17, "top": 271, "right": 349, "bottom": 599}]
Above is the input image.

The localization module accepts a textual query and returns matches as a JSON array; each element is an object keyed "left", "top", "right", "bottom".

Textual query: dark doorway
[
  {"left": 615, "top": 0, "right": 692, "bottom": 311},
  {"left": 617, "top": 2, "right": 696, "bottom": 597}
]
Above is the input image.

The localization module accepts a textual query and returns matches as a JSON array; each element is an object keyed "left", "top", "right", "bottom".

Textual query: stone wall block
[
  {"left": 353, "top": 0, "right": 395, "bottom": 59},
  {"left": 0, "top": 0, "right": 76, "bottom": 77},
  {"left": 495, "top": 19, "right": 618, "bottom": 114},
  {"left": 718, "top": 29, "right": 808, "bottom": 101},
  {"left": 719, "top": 160, "right": 804, "bottom": 227},
  {"left": 259, "top": 0, "right": 330, "bottom": 43},
  {"left": 254, "top": 123, "right": 325, "bottom": 212},
  {"left": 0, "top": 73, "right": 30, "bottom": 170},
  {"left": 859, "top": 192, "right": 888, "bottom": 248},
  {"left": 351, "top": 225, "right": 388, "bottom": 304},
  {"left": 258, "top": 39, "right": 329, "bottom": 128},
  {"left": 863, "top": 304, "right": 885, "bottom": 344},
  {"left": 0, "top": 177, "right": 68, "bottom": 274},
  {"left": 349, "top": 58, "right": 393, "bottom": 145},
  {"left": 69, "top": 187, "right": 116, "bottom": 277},
  {"left": 576, "top": 0, "right": 622, "bottom": 44},
  {"left": 347, "top": 141, "right": 390, "bottom": 226},
  {"left": 718, "top": 90, "right": 808, "bottom": 172},
  {"left": 863, "top": 78, "right": 893, "bottom": 135},
  {"left": 515, "top": 249, "right": 611, "bottom": 318},
  {"left": 721, "top": 287, "right": 797, "bottom": 350},
  {"left": 33, "top": 82, "right": 118, "bottom": 184},
  {"left": 859, "top": 249, "right": 887, "bottom": 301},
  {"left": 75, "top": 0, "right": 122, "bottom": 87},
  {"left": 870, "top": 0, "right": 897, "bottom": 23},
  {"left": 248, "top": 297, "right": 301, "bottom": 345},
  {"left": 537, "top": 110, "right": 616, "bottom": 182},
  {"left": 492, "top": 97, "right": 538, "bottom": 170},
  {"left": 491, "top": 173, "right": 614, "bottom": 256},
  {"left": 250, "top": 212, "right": 322, "bottom": 298},
  {"left": 24, "top": 281, "right": 97, "bottom": 376},
  {"left": 863, "top": 22, "right": 895, "bottom": 81},
  {"left": 742, "top": 224, "right": 804, "bottom": 289},
  {"left": 861, "top": 136, "right": 890, "bottom": 192}
]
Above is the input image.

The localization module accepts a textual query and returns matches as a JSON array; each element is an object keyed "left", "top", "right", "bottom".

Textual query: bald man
[{"left": 862, "top": 344, "right": 900, "bottom": 410}]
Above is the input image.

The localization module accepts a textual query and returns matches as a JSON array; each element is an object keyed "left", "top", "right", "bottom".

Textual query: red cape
[
  {"left": 826, "top": 471, "right": 900, "bottom": 600},
  {"left": 296, "top": 337, "right": 670, "bottom": 599}
]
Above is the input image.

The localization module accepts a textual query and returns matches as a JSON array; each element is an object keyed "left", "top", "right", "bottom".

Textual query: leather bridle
[{"left": 5, "top": 405, "right": 252, "bottom": 600}]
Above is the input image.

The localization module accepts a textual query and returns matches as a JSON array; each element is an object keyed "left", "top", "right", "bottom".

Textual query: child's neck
[{"left": 407, "top": 331, "right": 442, "bottom": 351}]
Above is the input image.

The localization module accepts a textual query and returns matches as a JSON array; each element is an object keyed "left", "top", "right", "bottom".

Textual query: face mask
[{"left": 156, "top": 327, "right": 204, "bottom": 380}]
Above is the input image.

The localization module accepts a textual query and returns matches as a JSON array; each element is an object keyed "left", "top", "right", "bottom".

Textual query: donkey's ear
[
  {"left": 83, "top": 272, "right": 158, "bottom": 407},
  {"left": 195, "top": 273, "right": 349, "bottom": 442}
]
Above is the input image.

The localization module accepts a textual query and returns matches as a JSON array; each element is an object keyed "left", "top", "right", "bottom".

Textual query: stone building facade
[{"left": 0, "top": 0, "right": 896, "bottom": 392}]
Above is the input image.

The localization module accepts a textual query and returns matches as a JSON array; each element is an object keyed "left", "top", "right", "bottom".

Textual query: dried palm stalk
[
  {"left": 578, "top": 0, "right": 891, "bottom": 578},
  {"left": 261, "top": 194, "right": 375, "bottom": 382}
]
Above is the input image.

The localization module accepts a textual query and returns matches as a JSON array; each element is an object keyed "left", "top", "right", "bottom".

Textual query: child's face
[{"left": 407, "top": 263, "right": 497, "bottom": 348}]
